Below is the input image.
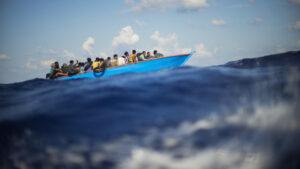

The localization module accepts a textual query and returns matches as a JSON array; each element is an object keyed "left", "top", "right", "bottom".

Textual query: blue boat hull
[{"left": 58, "top": 52, "right": 194, "bottom": 80}]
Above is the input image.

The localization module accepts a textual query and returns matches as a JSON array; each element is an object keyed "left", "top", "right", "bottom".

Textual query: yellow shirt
[
  {"left": 130, "top": 54, "right": 136, "bottom": 63},
  {"left": 111, "top": 59, "right": 118, "bottom": 67},
  {"left": 92, "top": 61, "right": 103, "bottom": 69}
]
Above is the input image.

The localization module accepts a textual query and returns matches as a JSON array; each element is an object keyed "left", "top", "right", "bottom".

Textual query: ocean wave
[{"left": 0, "top": 52, "right": 300, "bottom": 169}]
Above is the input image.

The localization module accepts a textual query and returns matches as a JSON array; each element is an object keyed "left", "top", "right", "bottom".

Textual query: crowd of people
[{"left": 46, "top": 50, "right": 164, "bottom": 79}]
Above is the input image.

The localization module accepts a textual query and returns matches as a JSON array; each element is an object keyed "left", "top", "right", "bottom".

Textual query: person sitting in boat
[
  {"left": 51, "top": 62, "right": 68, "bottom": 78},
  {"left": 57, "top": 63, "right": 69, "bottom": 77},
  {"left": 68, "top": 60, "right": 80, "bottom": 76},
  {"left": 122, "top": 56, "right": 127, "bottom": 64},
  {"left": 130, "top": 50, "right": 137, "bottom": 63},
  {"left": 153, "top": 50, "right": 164, "bottom": 58},
  {"left": 138, "top": 51, "right": 147, "bottom": 61},
  {"left": 92, "top": 57, "right": 105, "bottom": 71},
  {"left": 146, "top": 51, "right": 153, "bottom": 59},
  {"left": 105, "top": 57, "right": 112, "bottom": 68},
  {"left": 68, "top": 60, "right": 77, "bottom": 69},
  {"left": 111, "top": 54, "right": 119, "bottom": 67},
  {"left": 46, "top": 62, "right": 58, "bottom": 79},
  {"left": 84, "top": 58, "right": 93, "bottom": 72},
  {"left": 61, "top": 63, "right": 68, "bottom": 74},
  {"left": 118, "top": 54, "right": 125, "bottom": 65},
  {"left": 78, "top": 62, "right": 85, "bottom": 72},
  {"left": 124, "top": 51, "right": 130, "bottom": 64}
]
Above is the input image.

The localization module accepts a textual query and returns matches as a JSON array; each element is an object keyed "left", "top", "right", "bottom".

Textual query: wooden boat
[{"left": 58, "top": 51, "right": 194, "bottom": 80}]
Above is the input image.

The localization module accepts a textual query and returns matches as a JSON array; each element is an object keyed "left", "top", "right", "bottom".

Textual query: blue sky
[{"left": 0, "top": 0, "right": 299, "bottom": 83}]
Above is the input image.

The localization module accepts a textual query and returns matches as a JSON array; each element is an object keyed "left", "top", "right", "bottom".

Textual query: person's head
[
  {"left": 63, "top": 63, "right": 67, "bottom": 67},
  {"left": 142, "top": 51, "right": 146, "bottom": 55},
  {"left": 70, "top": 60, "right": 74, "bottom": 65},
  {"left": 147, "top": 52, "right": 151, "bottom": 56},
  {"left": 96, "top": 57, "right": 100, "bottom": 61},
  {"left": 122, "top": 56, "right": 125, "bottom": 59},
  {"left": 55, "top": 61, "right": 59, "bottom": 68},
  {"left": 100, "top": 58, "right": 104, "bottom": 62},
  {"left": 153, "top": 50, "right": 157, "bottom": 55},
  {"left": 87, "top": 58, "right": 91, "bottom": 62},
  {"left": 107, "top": 57, "right": 111, "bottom": 60},
  {"left": 113, "top": 54, "right": 118, "bottom": 59},
  {"left": 124, "top": 51, "right": 129, "bottom": 56},
  {"left": 132, "top": 50, "right": 136, "bottom": 54}
]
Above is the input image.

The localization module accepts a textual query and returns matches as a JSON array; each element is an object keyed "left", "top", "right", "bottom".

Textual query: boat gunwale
[{"left": 57, "top": 53, "right": 191, "bottom": 79}]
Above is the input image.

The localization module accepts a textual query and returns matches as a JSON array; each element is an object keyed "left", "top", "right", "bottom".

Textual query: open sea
[{"left": 0, "top": 51, "right": 300, "bottom": 169}]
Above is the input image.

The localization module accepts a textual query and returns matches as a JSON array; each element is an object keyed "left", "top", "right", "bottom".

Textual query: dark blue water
[{"left": 1, "top": 51, "right": 300, "bottom": 169}]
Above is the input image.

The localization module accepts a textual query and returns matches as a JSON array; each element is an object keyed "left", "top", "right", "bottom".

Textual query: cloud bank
[
  {"left": 289, "top": 21, "right": 300, "bottom": 30},
  {"left": 125, "top": 0, "right": 209, "bottom": 12},
  {"left": 82, "top": 37, "right": 95, "bottom": 55},
  {"left": 150, "top": 31, "right": 214, "bottom": 59},
  {"left": 211, "top": 19, "right": 226, "bottom": 26},
  {"left": 150, "top": 31, "right": 191, "bottom": 54},
  {"left": 112, "top": 26, "right": 139, "bottom": 47},
  {"left": 0, "top": 54, "right": 10, "bottom": 60},
  {"left": 250, "top": 18, "right": 263, "bottom": 24}
]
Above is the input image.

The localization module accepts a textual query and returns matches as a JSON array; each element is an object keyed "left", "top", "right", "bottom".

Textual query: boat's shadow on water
[{"left": 0, "top": 51, "right": 300, "bottom": 169}]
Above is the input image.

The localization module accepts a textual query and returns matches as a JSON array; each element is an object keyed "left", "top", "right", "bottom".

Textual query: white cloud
[
  {"left": 250, "top": 18, "right": 263, "bottom": 24},
  {"left": 151, "top": 31, "right": 177, "bottom": 53},
  {"left": 40, "top": 60, "right": 55, "bottom": 68},
  {"left": 180, "top": 0, "right": 209, "bottom": 10},
  {"left": 211, "top": 19, "right": 226, "bottom": 26},
  {"left": 276, "top": 45, "right": 286, "bottom": 53},
  {"left": 0, "top": 54, "right": 10, "bottom": 60},
  {"left": 36, "top": 47, "right": 57, "bottom": 56},
  {"left": 288, "top": 0, "right": 300, "bottom": 5},
  {"left": 151, "top": 31, "right": 184, "bottom": 55},
  {"left": 135, "top": 20, "right": 146, "bottom": 26},
  {"left": 125, "top": 0, "right": 209, "bottom": 12},
  {"left": 99, "top": 52, "right": 108, "bottom": 58},
  {"left": 194, "top": 43, "right": 213, "bottom": 58},
  {"left": 288, "top": 21, "right": 300, "bottom": 30},
  {"left": 121, "top": 147, "right": 266, "bottom": 169},
  {"left": 82, "top": 37, "right": 95, "bottom": 55},
  {"left": 150, "top": 31, "right": 214, "bottom": 57},
  {"left": 112, "top": 26, "right": 139, "bottom": 47},
  {"left": 26, "top": 57, "right": 38, "bottom": 70},
  {"left": 63, "top": 49, "right": 76, "bottom": 59}
]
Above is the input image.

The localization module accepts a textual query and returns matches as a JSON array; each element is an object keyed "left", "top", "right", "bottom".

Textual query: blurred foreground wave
[{"left": 0, "top": 51, "right": 300, "bottom": 169}]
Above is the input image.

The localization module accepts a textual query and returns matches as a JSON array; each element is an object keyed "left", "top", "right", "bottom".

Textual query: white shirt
[{"left": 118, "top": 57, "right": 125, "bottom": 65}]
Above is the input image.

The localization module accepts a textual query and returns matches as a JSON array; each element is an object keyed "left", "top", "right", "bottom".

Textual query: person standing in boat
[
  {"left": 130, "top": 50, "right": 137, "bottom": 63},
  {"left": 153, "top": 50, "right": 164, "bottom": 58}
]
